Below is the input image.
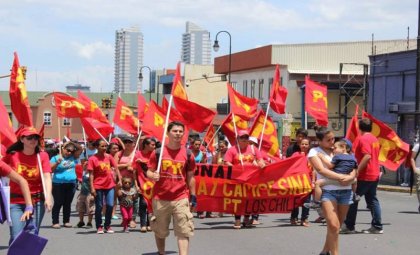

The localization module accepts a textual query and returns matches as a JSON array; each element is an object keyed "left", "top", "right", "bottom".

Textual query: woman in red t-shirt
[
  {"left": 133, "top": 137, "right": 156, "bottom": 232},
  {"left": 5, "top": 127, "right": 52, "bottom": 244},
  {"left": 88, "top": 139, "right": 120, "bottom": 234}
]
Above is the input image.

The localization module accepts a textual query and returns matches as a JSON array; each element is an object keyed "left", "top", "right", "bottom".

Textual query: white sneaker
[
  {"left": 340, "top": 225, "right": 356, "bottom": 234},
  {"left": 362, "top": 227, "right": 383, "bottom": 234}
]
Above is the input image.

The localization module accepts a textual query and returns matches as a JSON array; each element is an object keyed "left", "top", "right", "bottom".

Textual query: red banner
[
  {"left": 269, "top": 65, "right": 288, "bottom": 114},
  {"left": 173, "top": 96, "right": 216, "bottom": 132},
  {"left": 220, "top": 113, "right": 248, "bottom": 145},
  {"left": 9, "top": 52, "right": 33, "bottom": 126},
  {"left": 362, "top": 111, "right": 409, "bottom": 171},
  {"left": 305, "top": 76, "right": 328, "bottom": 126},
  {"left": 249, "top": 110, "right": 280, "bottom": 159},
  {"left": 53, "top": 92, "right": 90, "bottom": 118},
  {"left": 0, "top": 97, "right": 17, "bottom": 147},
  {"left": 171, "top": 62, "right": 188, "bottom": 100},
  {"left": 81, "top": 117, "right": 114, "bottom": 141},
  {"left": 77, "top": 90, "right": 109, "bottom": 124},
  {"left": 227, "top": 84, "right": 258, "bottom": 120},
  {"left": 113, "top": 97, "right": 140, "bottom": 135}
]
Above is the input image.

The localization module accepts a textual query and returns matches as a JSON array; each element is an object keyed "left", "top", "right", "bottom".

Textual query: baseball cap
[
  {"left": 237, "top": 130, "right": 250, "bottom": 137},
  {"left": 17, "top": 127, "right": 39, "bottom": 139}
]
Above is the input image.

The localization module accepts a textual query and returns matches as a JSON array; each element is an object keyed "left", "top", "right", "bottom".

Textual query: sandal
[
  {"left": 140, "top": 226, "right": 147, "bottom": 233},
  {"left": 52, "top": 224, "right": 61, "bottom": 229},
  {"left": 64, "top": 223, "right": 72, "bottom": 228},
  {"left": 290, "top": 218, "right": 298, "bottom": 225},
  {"left": 301, "top": 219, "right": 309, "bottom": 227}
]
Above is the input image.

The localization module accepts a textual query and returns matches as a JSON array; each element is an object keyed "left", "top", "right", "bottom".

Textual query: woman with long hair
[
  {"left": 50, "top": 141, "right": 83, "bottom": 228},
  {"left": 5, "top": 127, "right": 52, "bottom": 244},
  {"left": 308, "top": 127, "right": 355, "bottom": 255}
]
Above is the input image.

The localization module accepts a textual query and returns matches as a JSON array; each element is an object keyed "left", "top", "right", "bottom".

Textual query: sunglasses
[
  {"left": 123, "top": 181, "right": 132, "bottom": 184},
  {"left": 25, "top": 135, "right": 40, "bottom": 141},
  {"left": 65, "top": 148, "right": 75, "bottom": 153}
]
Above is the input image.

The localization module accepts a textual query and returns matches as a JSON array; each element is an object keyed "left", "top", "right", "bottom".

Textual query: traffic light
[
  {"left": 101, "top": 98, "right": 112, "bottom": 108},
  {"left": 101, "top": 98, "right": 107, "bottom": 108}
]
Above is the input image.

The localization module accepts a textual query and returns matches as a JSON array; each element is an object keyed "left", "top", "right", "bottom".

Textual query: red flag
[
  {"left": 305, "top": 76, "right": 328, "bottom": 126},
  {"left": 53, "top": 92, "right": 90, "bottom": 118},
  {"left": 38, "top": 123, "right": 45, "bottom": 149},
  {"left": 137, "top": 92, "right": 148, "bottom": 120},
  {"left": 113, "top": 97, "right": 140, "bottom": 135},
  {"left": 171, "top": 62, "right": 188, "bottom": 100},
  {"left": 172, "top": 96, "right": 216, "bottom": 132},
  {"left": 9, "top": 52, "right": 33, "bottom": 126},
  {"left": 161, "top": 96, "right": 169, "bottom": 112},
  {"left": 269, "top": 65, "right": 288, "bottom": 114},
  {"left": 77, "top": 90, "right": 109, "bottom": 123},
  {"left": 0, "top": 97, "right": 17, "bottom": 147},
  {"left": 203, "top": 125, "right": 216, "bottom": 153},
  {"left": 362, "top": 111, "right": 409, "bottom": 171},
  {"left": 345, "top": 105, "right": 360, "bottom": 143},
  {"left": 249, "top": 110, "right": 280, "bottom": 159},
  {"left": 220, "top": 113, "right": 249, "bottom": 145},
  {"left": 142, "top": 101, "right": 168, "bottom": 140},
  {"left": 227, "top": 84, "right": 258, "bottom": 120},
  {"left": 81, "top": 118, "right": 114, "bottom": 141}
]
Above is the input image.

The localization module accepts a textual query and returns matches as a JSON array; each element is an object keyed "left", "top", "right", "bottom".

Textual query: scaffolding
[{"left": 338, "top": 63, "right": 369, "bottom": 135}]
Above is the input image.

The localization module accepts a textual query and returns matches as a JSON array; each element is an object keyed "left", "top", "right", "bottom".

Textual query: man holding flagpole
[{"left": 146, "top": 121, "right": 196, "bottom": 255}]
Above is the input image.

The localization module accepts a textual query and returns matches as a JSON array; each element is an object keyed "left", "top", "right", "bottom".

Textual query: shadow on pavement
[
  {"left": 398, "top": 211, "right": 419, "bottom": 214},
  {"left": 142, "top": 251, "right": 177, "bottom": 255}
]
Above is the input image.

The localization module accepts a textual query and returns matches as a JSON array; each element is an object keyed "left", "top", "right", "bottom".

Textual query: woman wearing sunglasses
[
  {"left": 4, "top": 127, "right": 53, "bottom": 244},
  {"left": 50, "top": 141, "right": 83, "bottom": 228}
]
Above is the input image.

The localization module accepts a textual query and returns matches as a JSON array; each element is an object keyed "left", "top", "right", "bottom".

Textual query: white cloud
[{"left": 70, "top": 41, "right": 114, "bottom": 60}]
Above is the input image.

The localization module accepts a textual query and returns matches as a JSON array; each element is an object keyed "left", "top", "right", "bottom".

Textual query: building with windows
[
  {"left": 114, "top": 26, "right": 144, "bottom": 93},
  {"left": 181, "top": 22, "right": 211, "bottom": 65}
]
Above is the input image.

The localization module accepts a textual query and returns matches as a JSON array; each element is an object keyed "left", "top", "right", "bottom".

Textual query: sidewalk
[{"left": 378, "top": 184, "right": 412, "bottom": 193}]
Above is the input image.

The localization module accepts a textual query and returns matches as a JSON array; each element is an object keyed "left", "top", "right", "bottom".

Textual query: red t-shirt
[
  {"left": 87, "top": 153, "right": 117, "bottom": 190},
  {"left": 224, "top": 145, "right": 262, "bottom": 166},
  {"left": 354, "top": 133, "right": 380, "bottom": 181},
  {"left": 6, "top": 151, "right": 51, "bottom": 204},
  {"left": 117, "top": 150, "right": 139, "bottom": 178},
  {"left": 0, "top": 160, "right": 12, "bottom": 177},
  {"left": 148, "top": 146, "right": 195, "bottom": 201}
]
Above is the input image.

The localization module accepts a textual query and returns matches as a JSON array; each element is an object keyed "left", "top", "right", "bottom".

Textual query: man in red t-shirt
[
  {"left": 146, "top": 121, "right": 196, "bottom": 255},
  {"left": 343, "top": 118, "right": 383, "bottom": 234}
]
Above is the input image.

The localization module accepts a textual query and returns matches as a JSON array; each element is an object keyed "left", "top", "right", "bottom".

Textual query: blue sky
[{"left": 0, "top": 0, "right": 417, "bottom": 92}]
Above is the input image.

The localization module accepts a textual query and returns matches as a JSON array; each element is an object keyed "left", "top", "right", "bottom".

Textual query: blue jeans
[
  {"left": 9, "top": 201, "right": 45, "bottom": 244},
  {"left": 94, "top": 189, "right": 114, "bottom": 229},
  {"left": 344, "top": 180, "right": 382, "bottom": 230},
  {"left": 321, "top": 189, "right": 353, "bottom": 205}
]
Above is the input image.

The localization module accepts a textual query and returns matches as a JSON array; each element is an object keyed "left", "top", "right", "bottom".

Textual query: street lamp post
[
  {"left": 213, "top": 30, "right": 232, "bottom": 114},
  {"left": 138, "top": 66, "right": 152, "bottom": 101}
]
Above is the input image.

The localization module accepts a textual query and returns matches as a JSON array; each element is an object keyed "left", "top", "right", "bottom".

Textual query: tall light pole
[
  {"left": 213, "top": 30, "right": 232, "bottom": 114},
  {"left": 139, "top": 65, "right": 152, "bottom": 101}
]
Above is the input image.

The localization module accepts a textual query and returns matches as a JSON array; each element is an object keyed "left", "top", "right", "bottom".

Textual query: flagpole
[
  {"left": 259, "top": 102, "right": 271, "bottom": 151},
  {"left": 231, "top": 112, "right": 244, "bottom": 166},
  {"left": 156, "top": 95, "right": 173, "bottom": 174},
  {"left": 130, "top": 119, "right": 142, "bottom": 164},
  {"left": 204, "top": 124, "right": 223, "bottom": 151},
  {"left": 93, "top": 127, "right": 109, "bottom": 145}
]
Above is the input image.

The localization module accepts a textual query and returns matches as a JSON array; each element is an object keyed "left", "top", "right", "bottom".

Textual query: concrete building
[
  {"left": 114, "top": 26, "right": 144, "bottom": 93},
  {"left": 214, "top": 39, "right": 417, "bottom": 141},
  {"left": 181, "top": 22, "right": 211, "bottom": 65}
]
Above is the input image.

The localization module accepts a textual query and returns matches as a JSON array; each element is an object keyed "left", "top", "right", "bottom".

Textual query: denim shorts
[{"left": 321, "top": 189, "right": 353, "bottom": 205}]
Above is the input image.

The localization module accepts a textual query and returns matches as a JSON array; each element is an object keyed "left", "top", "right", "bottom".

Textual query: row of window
[
  {"left": 231, "top": 77, "right": 283, "bottom": 99},
  {"left": 43, "top": 112, "right": 71, "bottom": 126}
]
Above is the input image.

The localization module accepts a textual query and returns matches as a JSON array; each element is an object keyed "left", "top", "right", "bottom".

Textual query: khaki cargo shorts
[
  {"left": 150, "top": 198, "right": 194, "bottom": 238},
  {"left": 76, "top": 193, "right": 95, "bottom": 215}
]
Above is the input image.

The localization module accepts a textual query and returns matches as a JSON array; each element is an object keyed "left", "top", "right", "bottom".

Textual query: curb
[{"left": 378, "top": 185, "right": 412, "bottom": 193}]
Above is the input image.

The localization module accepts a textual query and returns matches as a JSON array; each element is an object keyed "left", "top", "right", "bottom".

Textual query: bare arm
[
  {"left": 318, "top": 153, "right": 335, "bottom": 169},
  {"left": 89, "top": 171, "right": 96, "bottom": 197},
  {"left": 73, "top": 143, "right": 83, "bottom": 159},
  {"left": 309, "top": 155, "right": 345, "bottom": 181},
  {"left": 43, "top": 173, "right": 53, "bottom": 212},
  {"left": 411, "top": 151, "right": 420, "bottom": 175},
  {"left": 356, "top": 154, "right": 371, "bottom": 176},
  {"left": 187, "top": 170, "right": 196, "bottom": 196}
]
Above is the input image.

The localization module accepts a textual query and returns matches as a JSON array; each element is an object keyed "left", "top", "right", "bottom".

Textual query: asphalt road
[{"left": 1, "top": 190, "right": 419, "bottom": 255}]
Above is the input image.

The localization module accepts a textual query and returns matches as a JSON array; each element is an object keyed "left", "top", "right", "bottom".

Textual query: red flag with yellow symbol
[
  {"left": 269, "top": 65, "right": 288, "bottom": 114},
  {"left": 0, "top": 97, "right": 17, "bottom": 147},
  {"left": 38, "top": 123, "right": 45, "bottom": 149},
  {"left": 171, "top": 62, "right": 188, "bottom": 100},
  {"left": 203, "top": 125, "right": 216, "bottom": 153},
  {"left": 305, "top": 76, "right": 328, "bottom": 127},
  {"left": 361, "top": 111, "right": 409, "bottom": 171},
  {"left": 250, "top": 110, "right": 280, "bottom": 159},
  {"left": 227, "top": 84, "right": 258, "bottom": 120},
  {"left": 9, "top": 52, "right": 33, "bottom": 126},
  {"left": 142, "top": 101, "right": 168, "bottom": 140},
  {"left": 220, "top": 113, "right": 249, "bottom": 145},
  {"left": 77, "top": 90, "right": 109, "bottom": 124},
  {"left": 81, "top": 117, "right": 114, "bottom": 141},
  {"left": 53, "top": 92, "right": 91, "bottom": 118},
  {"left": 137, "top": 92, "right": 148, "bottom": 120},
  {"left": 172, "top": 96, "right": 216, "bottom": 132},
  {"left": 113, "top": 97, "right": 140, "bottom": 135}
]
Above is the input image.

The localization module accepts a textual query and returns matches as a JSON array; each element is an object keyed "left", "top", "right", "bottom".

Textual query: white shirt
[
  {"left": 412, "top": 143, "right": 420, "bottom": 169},
  {"left": 308, "top": 147, "right": 351, "bottom": 191}
]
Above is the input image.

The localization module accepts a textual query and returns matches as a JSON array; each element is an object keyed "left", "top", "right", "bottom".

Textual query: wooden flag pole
[{"left": 156, "top": 95, "right": 173, "bottom": 174}]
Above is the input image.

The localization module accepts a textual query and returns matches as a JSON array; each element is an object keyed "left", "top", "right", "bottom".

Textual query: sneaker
[
  {"left": 112, "top": 215, "right": 119, "bottom": 220},
  {"left": 304, "top": 201, "right": 321, "bottom": 209},
  {"left": 105, "top": 227, "right": 114, "bottom": 234},
  {"left": 353, "top": 194, "right": 361, "bottom": 202},
  {"left": 400, "top": 183, "right": 409, "bottom": 187},
  {"left": 97, "top": 226, "right": 104, "bottom": 234},
  {"left": 86, "top": 223, "right": 93, "bottom": 229},
  {"left": 77, "top": 221, "right": 85, "bottom": 228},
  {"left": 362, "top": 227, "right": 383, "bottom": 234},
  {"left": 101, "top": 216, "right": 105, "bottom": 220},
  {"left": 140, "top": 226, "right": 147, "bottom": 233},
  {"left": 123, "top": 227, "right": 129, "bottom": 233},
  {"left": 314, "top": 217, "right": 326, "bottom": 224},
  {"left": 340, "top": 225, "right": 356, "bottom": 234}
]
